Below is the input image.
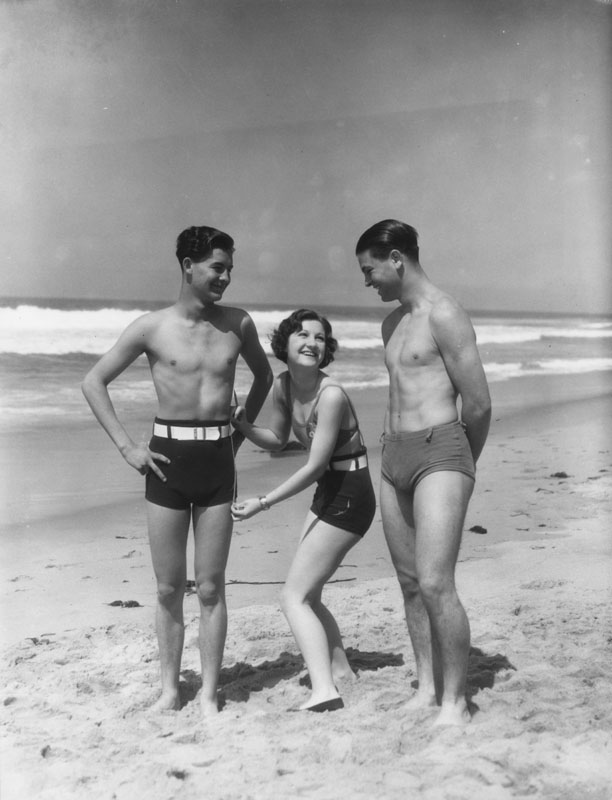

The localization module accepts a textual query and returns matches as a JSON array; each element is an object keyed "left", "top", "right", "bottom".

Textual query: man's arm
[
  {"left": 235, "top": 312, "right": 273, "bottom": 444},
  {"left": 430, "top": 299, "right": 491, "bottom": 462},
  {"left": 81, "top": 315, "right": 169, "bottom": 478},
  {"left": 232, "top": 375, "right": 291, "bottom": 451},
  {"left": 381, "top": 310, "right": 402, "bottom": 432}
]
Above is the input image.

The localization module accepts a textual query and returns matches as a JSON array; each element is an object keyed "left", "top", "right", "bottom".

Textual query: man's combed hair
[
  {"left": 175, "top": 226, "right": 235, "bottom": 267},
  {"left": 270, "top": 309, "right": 338, "bottom": 369},
  {"left": 355, "top": 219, "right": 419, "bottom": 261}
]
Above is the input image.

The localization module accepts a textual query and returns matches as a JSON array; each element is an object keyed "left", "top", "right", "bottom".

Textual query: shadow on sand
[
  {"left": 177, "top": 645, "right": 515, "bottom": 709},
  {"left": 177, "top": 647, "right": 405, "bottom": 707},
  {"left": 466, "top": 646, "right": 516, "bottom": 703}
]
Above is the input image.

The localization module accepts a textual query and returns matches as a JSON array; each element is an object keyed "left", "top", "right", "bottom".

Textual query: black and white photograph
[{"left": 1, "top": 1, "right": 611, "bottom": 798}]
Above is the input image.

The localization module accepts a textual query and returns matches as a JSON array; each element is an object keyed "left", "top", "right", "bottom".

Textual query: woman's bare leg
[{"left": 280, "top": 512, "right": 359, "bottom": 709}]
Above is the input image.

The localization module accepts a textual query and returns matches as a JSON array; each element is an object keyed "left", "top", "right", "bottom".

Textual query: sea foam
[{"left": 2, "top": 305, "right": 612, "bottom": 356}]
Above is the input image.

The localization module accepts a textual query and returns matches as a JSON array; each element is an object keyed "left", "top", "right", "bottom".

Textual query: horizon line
[{"left": 0, "top": 295, "right": 610, "bottom": 319}]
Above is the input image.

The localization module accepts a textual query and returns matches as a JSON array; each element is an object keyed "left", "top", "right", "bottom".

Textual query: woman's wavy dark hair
[{"left": 270, "top": 309, "right": 338, "bottom": 369}]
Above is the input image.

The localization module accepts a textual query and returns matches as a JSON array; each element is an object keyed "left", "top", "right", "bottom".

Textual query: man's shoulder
[
  {"left": 429, "top": 291, "right": 468, "bottom": 326},
  {"left": 127, "top": 306, "right": 173, "bottom": 331},
  {"left": 216, "top": 304, "right": 252, "bottom": 324},
  {"left": 428, "top": 292, "right": 476, "bottom": 346}
]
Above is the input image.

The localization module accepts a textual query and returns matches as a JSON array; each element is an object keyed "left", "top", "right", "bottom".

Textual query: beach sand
[{"left": 1, "top": 373, "right": 611, "bottom": 799}]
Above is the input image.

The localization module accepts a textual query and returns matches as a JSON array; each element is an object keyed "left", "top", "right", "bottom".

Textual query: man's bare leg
[
  {"left": 380, "top": 480, "right": 438, "bottom": 710},
  {"left": 412, "top": 471, "right": 474, "bottom": 726},
  {"left": 146, "top": 502, "right": 191, "bottom": 711},
  {"left": 192, "top": 503, "right": 233, "bottom": 717}
]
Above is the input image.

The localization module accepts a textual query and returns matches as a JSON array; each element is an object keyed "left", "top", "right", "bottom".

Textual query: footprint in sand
[{"left": 520, "top": 579, "right": 566, "bottom": 590}]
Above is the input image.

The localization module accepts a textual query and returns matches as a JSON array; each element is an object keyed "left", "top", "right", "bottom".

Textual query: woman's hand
[
  {"left": 231, "top": 497, "right": 264, "bottom": 521},
  {"left": 231, "top": 405, "right": 248, "bottom": 431}
]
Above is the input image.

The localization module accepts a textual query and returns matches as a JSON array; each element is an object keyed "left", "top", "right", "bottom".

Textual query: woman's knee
[
  {"left": 280, "top": 583, "right": 311, "bottom": 615},
  {"left": 279, "top": 584, "right": 293, "bottom": 615}
]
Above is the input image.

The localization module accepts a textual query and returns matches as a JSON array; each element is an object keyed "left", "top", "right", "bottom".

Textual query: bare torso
[
  {"left": 383, "top": 294, "right": 459, "bottom": 434},
  {"left": 146, "top": 305, "right": 245, "bottom": 420}
]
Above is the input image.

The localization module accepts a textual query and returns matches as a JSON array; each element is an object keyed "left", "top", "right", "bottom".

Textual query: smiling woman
[
  {"left": 231, "top": 308, "right": 376, "bottom": 712},
  {"left": 270, "top": 309, "right": 338, "bottom": 369}
]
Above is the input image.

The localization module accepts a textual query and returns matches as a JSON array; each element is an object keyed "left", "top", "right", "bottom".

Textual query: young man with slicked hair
[
  {"left": 83, "top": 225, "right": 272, "bottom": 716},
  {"left": 356, "top": 219, "right": 491, "bottom": 726}
]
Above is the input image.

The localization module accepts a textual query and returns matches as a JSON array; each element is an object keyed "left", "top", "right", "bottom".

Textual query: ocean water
[{"left": 1, "top": 297, "right": 611, "bottom": 434}]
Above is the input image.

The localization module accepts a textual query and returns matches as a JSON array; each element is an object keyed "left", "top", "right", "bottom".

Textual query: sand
[{"left": 1, "top": 374, "right": 611, "bottom": 799}]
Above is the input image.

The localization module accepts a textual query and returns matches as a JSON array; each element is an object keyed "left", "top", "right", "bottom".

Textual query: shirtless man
[
  {"left": 356, "top": 219, "right": 491, "bottom": 726},
  {"left": 82, "top": 226, "right": 272, "bottom": 716}
]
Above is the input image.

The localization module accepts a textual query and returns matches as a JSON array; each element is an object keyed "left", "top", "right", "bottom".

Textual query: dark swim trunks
[
  {"left": 145, "top": 418, "right": 235, "bottom": 510},
  {"left": 381, "top": 420, "right": 475, "bottom": 494},
  {"left": 310, "top": 466, "right": 376, "bottom": 537}
]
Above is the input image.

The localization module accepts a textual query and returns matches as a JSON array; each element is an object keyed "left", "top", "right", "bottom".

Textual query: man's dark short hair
[
  {"left": 176, "top": 226, "right": 235, "bottom": 268},
  {"left": 270, "top": 309, "right": 338, "bottom": 369},
  {"left": 355, "top": 219, "right": 419, "bottom": 261}
]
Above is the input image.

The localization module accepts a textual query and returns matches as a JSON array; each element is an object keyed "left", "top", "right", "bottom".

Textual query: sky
[{"left": 1, "top": 0, "right": 611, "bottom": 313}]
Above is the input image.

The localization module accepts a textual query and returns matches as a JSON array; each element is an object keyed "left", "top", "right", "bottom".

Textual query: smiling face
[
  {"left": 184, "top": 248, "right": 233, "bottom": 304},
  {"left": 357, "top": 249, "right": 402, "bottom": 303},
  {"left": 286, "top": 319, "right": 327, "bottom": 369}
]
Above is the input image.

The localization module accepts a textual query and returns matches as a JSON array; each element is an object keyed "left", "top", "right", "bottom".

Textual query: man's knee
[
  {"left": 417, "top": 571, "right": 455, "bottom": 604},
  {"left": 396, "top": 570, "right": 420, "bottom": 600},
  {"left": 156, "top": 579, "right": 185, "bottom": 604}
]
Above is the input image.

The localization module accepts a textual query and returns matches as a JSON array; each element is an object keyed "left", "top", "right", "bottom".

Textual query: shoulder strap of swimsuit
[
  {"left": 280, "top": 370, "right": 292, "bottom": 411},
  {"left": 308, "top": 382, "right": 362, "bottom": 433}
]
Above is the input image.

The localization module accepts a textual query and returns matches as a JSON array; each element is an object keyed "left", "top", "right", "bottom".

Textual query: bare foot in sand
[
  {"left": 150, "top": 690, "right": 180, "bottom": 712},
  {"left": 332, "top": 666, "right": 357, "bottom": 684},
  {"left": 433, "top": 700, "right": 471, "bottom": 727},
  {"left": 200, "top": 696, "right": 220, "bottom": 718}
]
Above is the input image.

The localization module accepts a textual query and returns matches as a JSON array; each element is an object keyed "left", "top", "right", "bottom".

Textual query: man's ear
[
  {"left": 390, "top": 249, "right": 403, "bottom": 271},
  {"left": 183, "top": 257, "right": 192, "bottom": 281}
]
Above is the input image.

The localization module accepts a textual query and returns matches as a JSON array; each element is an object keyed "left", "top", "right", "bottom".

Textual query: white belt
[
  {"left": 329, "top": 453, "right": 368, "bottom": 472},
  {"left": 153, "top": 422, "right": 231, "bottom": 441}
]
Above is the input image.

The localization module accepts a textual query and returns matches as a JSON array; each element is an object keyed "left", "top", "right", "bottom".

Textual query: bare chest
[
  {"left": 384, "top": 314, "right": 440, "bottom": 372},
  {"left": 150, "top": 322, "right": 241, "bottom": 376}
]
